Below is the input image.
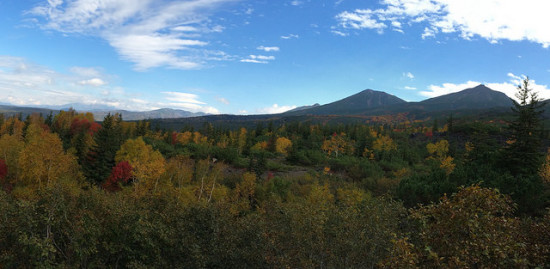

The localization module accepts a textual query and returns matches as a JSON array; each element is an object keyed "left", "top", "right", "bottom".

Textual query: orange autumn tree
[{"left": 322, "top": 132, "right": 354, "bottom": 157}]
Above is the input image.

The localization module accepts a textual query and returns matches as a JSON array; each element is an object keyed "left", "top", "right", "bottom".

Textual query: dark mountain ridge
[
  {"left": 285, "top": 89, "right": 406, "bottom": 116},
  {"left": 419, "top": 84, "right": 514, "bottom": 110}
]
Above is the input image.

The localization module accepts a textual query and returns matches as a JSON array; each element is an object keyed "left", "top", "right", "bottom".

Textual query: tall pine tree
[
  {"left": 84, "top": 114, "right": 123, "bottom": 185},
  {"left": 503, "top": 77, "right": 545, "bottom": 176}
]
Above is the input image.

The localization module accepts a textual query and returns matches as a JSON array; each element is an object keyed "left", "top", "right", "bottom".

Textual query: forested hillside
[{"left": 0, "top": 81, "right": 549, "bottom": 268}]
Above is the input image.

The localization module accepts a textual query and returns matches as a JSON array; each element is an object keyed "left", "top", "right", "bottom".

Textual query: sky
[{"left": 1, "top": 0, "right": 550, "bottom": 115}]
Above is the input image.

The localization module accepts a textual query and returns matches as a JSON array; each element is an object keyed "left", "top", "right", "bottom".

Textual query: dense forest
[{"left": 0, "top": 80, "right": 549, "bottom": 268}]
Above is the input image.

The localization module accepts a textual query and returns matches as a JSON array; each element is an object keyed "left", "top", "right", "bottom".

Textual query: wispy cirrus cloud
[
  {"left": 28, "top": 0, "right": 238, "bottom": 70},
  {"left": 281, "top": 34, "right": 299, "bottom": 39},
  {"left": 335, "top": 0, "right": 550, "bottom": 47}
]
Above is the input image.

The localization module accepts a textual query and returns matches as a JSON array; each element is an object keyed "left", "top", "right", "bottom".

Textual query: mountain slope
[
  {"left": 419, "top": 84, "right": 513, "bottom": 110},
  {"left": 287, "top": 103, "right": 320, "bottom": 113},
  {"left": 285, "top": 89, "right": 406, "bottom": 115},
  {"left": 0, "top": 105, "right": 57, "bottom": 118}
]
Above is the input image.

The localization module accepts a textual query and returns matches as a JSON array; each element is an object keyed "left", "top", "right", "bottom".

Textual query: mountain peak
[
  {"left": 285, "top": 88, "right": 406, "bottom": 115},
  {"left": 420, "top": 84, "right": 513, "bottom": 109}
]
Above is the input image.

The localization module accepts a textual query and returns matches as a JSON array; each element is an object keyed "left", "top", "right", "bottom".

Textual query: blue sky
[{"left": 1, "top": 0, "right": 550, "bottom": 114}]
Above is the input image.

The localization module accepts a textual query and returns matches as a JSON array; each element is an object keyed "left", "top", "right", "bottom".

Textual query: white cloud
[
  {"left": 257, "top": 46, "right": 280, "bottom": 52},
  {"left": 70, "top": 66, "right": 102, "bottom": 77},
  {"left": 29, "top": 0, "right": 238, "bottom": 70},
  {"left": 290, "top": 0, "right": 303, "bottom": 6},
  {"left": 391, "top": 21, "right": 402, "bottom": 28},
  {"left": 420, "top": 73, "right": 550, "bottom": 101},
  {"left": 251, "top": 55, "right": 275, "bottom": 60},
  {"left": 421, "top": 27, "right": 437, "bottom": 39},
  {"left": 163, "top": 92, "right": 206, "bottom": 104},
  {"left": 335, "top": 0, "right": 550, "bottom": 47},
  {"left": 202, "top": 106, "right": 220, "bottom": 114},
  {"left": 281, "top": 34, "right": 299, "bottom": 39},
  {"left": 241, "top": 54, "right": 276, "bottom": 64},
  {"left": 420, "top": 81, "right": 480, "bottom": 98},
  {"left": 331, "top": 30, "right": 349, "bottom": 37},
  {"left": 403, "top": 72, "right": 415, "bottom": 79},
  {"left": 172, "top": 25, "right": 199, "bottom": 32},
  {"left": 240, "top": 59, "right": 268, "bottom": 64},
  {"left": 256, "top": 104, "right": 297, "bottom": 114},
  {"left": 217, "top": 97, "right": 230, "bottom": 104},
  {"left": 404, "top": 86, "right": 417, "bottom": 90},
  {"left": 78, "top": 78, "right": 106, "bottom": 86},
  {"left": 336, "top": 9, "right": 387, "bottom": 33}
]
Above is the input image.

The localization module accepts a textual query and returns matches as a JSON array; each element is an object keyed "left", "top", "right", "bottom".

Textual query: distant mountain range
[
  {"left": 0, "top": 104, "right": 206, "bottom": 121},
  {"left": 91, "top": 108, "right": 206, "bottom": 121},
  {"left": 0, "top": 84, "right": 518, "bottom": 122}
]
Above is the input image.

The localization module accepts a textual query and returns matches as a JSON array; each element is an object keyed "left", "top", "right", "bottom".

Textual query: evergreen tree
[
  {"left": 22, "top": 115, "right": 31, "bottom": 139},
  {"left": 45, "top": 112, "right": 53, "bottom": 128},
  {"left": 84, "top": 114, "right": 123, "bottom": 185},
  {"left": 503, "top": 77, "right": 545, "bottom": 176}
]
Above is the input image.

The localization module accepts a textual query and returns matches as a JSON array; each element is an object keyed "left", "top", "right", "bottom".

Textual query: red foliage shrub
[{"left": 102, "top": 161, "right": 133, "bottom": 192}]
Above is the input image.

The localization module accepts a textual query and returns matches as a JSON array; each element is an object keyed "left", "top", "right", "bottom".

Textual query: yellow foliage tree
[
  {"left": 0, "top": 134, "right": 24, "bottom": 182},
  {"left": 237, "top": 127, "right": 247, "bottom": 154},
  {"left": 231, "top": 172, "right": 257, "bottom": 214},
  {"left": 373, "top": 135, "right": 397, "bottom": 152},
  {"left": 322, "top": 133, "right": 353, "bottom": 157},
  {"left": 427, "top": 139, "right": 449, "bottom": 157},
  {"left": 252, "top": 141, "right": 268, "bottom": 151},
  {"left": 192, "top": 131, "right": 208, "bottom": 144},
  {"left": 427, "top": 139, "right": 455, "bottom": 175},
  {"left": 275, "top": 137, "right": 292, "bottom": 155},
  {"left": 440, "top": 156, "right": 456, "bottom": 175},
  {"left": 18, "top": 124, "right": 81, "bottom": 190},
  {"left": 0, "top": 117, "right": 24, "bottom": 138},
  {"left": 176, "top": 131, "right": 193, "bottom": 145},
  {"left": 115, "top": 137, "right": 166, "bottom": 193}
]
